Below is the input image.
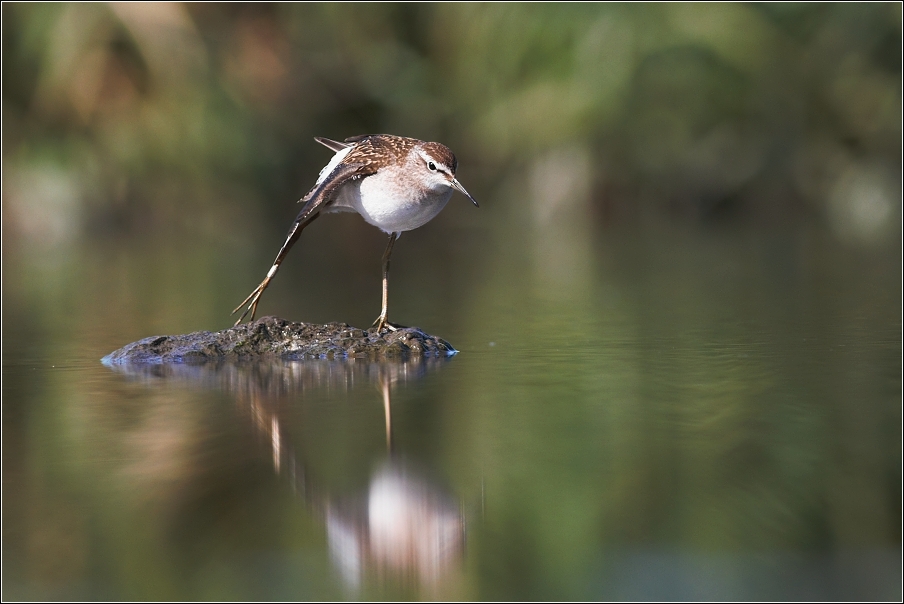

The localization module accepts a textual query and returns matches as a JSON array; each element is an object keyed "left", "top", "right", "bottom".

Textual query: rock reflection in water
[{"left": 106, "top": 357, "right": 465, "bottom": 594}]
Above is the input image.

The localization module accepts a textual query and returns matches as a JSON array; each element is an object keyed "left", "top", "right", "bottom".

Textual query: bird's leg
[
  {"left": 232, "top": 213, "right": 319, "bottom": 326},
  {"left": 372, "top": 232, "right": 398, "bottom": 333},
  {"left": 231, "top": 271, "right": 275, "bottom": 325}
]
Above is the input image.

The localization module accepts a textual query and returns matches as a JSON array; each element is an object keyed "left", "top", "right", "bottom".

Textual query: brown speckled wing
[
  {"left": 343, "top": 134, "right": 419, "bottom": 168},
  {"left": 251, "top": 160, "right": 376, "bottom": 290},
  {"left": 297, "top": 161, "right": 374, "bottom": 220},
  {"left": 298, "top": 134, "right": 422, "bottom": 221},
  {"left": 343, "top": 134, "right": 376, "bottom": 144}
]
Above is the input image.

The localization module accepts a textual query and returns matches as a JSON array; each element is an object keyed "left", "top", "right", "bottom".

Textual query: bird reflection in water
[
  {"left": 107, "top": 357, "right": 465, "bottom": 594},
  {"left": 326, "top": 462, "right": 463, "bottom": 591}
]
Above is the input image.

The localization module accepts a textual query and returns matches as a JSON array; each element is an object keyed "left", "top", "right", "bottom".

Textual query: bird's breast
[{"left": 332, "top": 170, "right": 453, "bottom": 234}]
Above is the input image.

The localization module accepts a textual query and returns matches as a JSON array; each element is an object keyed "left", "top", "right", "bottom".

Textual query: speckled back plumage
[
  {"left": 343, "top": 134, "right": 415, "bottom": 168},
  {"left": 342, "top": 135, "right": 457, "bottom": 173}
]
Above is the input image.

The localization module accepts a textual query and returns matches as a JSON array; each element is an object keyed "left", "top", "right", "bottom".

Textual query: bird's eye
[{"left": 428, "top": 162, "right": 437, "bottom": 171}]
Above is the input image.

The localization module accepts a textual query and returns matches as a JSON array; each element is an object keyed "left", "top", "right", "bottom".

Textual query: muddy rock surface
[{"left": 102, "top": 316, "right": 457, "bottom": 364}]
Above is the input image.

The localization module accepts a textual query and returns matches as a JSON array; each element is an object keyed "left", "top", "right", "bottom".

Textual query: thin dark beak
[{"left": 450, "top": 178, "right": 479, "bottom": 208}]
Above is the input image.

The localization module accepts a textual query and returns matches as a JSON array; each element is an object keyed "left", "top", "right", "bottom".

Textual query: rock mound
[{"left": 102, "top": 316, "right": 456, "bottom": 364}]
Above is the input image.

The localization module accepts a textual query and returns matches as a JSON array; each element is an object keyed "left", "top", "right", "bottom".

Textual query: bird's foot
[
  {"left": 231, "top": 277, "right": 272, "bottom": 326},
  {"left": 371, "top": 315, "right": 401, "bottom": 334}
]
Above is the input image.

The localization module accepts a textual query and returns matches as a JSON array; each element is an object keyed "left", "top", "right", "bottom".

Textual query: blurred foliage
[{"left": 2, "top": 3, "right": 901, "bottom": 249}]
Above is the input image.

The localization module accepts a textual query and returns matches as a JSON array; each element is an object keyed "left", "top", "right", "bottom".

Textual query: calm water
[{"left": 2, "top": 225, "right": 901, "bottom": 600}]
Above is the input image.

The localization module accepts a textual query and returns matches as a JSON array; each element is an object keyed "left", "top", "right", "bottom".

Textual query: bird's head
[{"left": 415, "top": 142, "right": 479, "bottom": 207}]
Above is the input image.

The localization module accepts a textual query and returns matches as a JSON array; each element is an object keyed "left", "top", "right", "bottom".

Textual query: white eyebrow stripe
[{"left": 417, "top": 150, "right": 450, "bottom": 172}]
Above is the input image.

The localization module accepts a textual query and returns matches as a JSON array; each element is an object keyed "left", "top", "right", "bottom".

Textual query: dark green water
[{"left": 2, "top": 225, "right": 900, "bottom": 600}]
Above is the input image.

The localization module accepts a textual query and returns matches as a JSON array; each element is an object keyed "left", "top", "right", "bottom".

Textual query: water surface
[{"left": 2, "top": 226, "right": 900, "bottom": 600}]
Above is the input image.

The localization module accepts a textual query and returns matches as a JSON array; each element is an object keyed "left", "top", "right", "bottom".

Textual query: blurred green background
[
  {"left": 3, "top": 2, "right": 901, "bottom": 343},
  {"left": 2, "top": 3, "right": 901, "bottom": 600},
  {"left": 3, "top": 3, "right": 900, "bottom": 252}
]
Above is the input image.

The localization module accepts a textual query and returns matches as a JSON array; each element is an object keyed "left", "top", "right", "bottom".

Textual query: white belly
[{"left": 328, "top": 170, "right": 453, "bottom": 234}]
